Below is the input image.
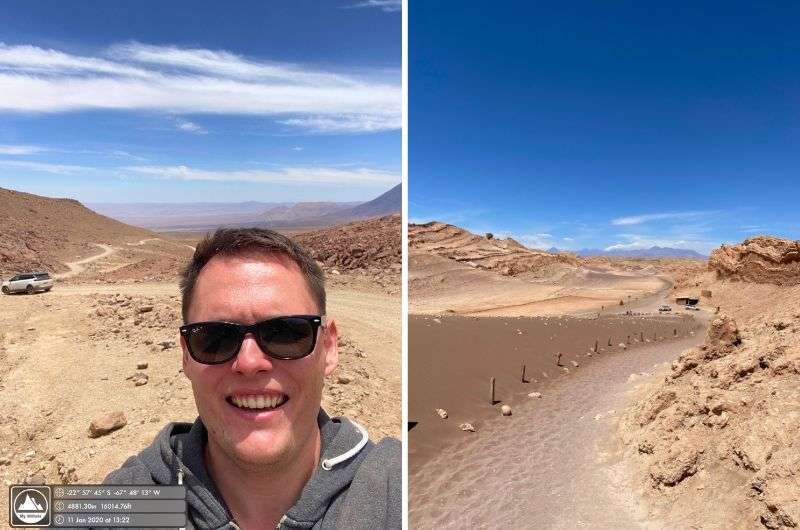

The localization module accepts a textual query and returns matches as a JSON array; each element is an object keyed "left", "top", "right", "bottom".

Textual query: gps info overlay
[{"left": 9, "top": 485, "right": 187, "bottom": 528}]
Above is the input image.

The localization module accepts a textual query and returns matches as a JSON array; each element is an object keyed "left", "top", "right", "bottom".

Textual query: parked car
[
  {"left": 658, "top": 305, "right": 672, "bottom": 312},
  {"left": 684, "top": 305, "right": 700, "bottom": 311},
  {"left": 1, "top": 272, "right": 54, "bottom": 294}
]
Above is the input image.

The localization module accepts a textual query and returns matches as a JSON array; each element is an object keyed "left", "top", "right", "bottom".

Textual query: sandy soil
[
  {"left": 0, "top": 268, "right": 399, "bottom": 524},
  {"left": 409, "top": 323, "right": 708, "bottom": 529}
]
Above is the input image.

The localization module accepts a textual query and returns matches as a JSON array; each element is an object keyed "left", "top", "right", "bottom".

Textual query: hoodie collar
[{"left": 140, "top": 409, "right": 372, "bottom": 529}]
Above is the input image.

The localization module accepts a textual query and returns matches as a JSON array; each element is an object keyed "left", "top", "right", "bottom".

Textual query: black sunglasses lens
[
  {"left": 258, "top": 317, "right": 316, "bottom": 359},
  {"left": 187, "top": 323, "right": 242, "bottom": 364}
]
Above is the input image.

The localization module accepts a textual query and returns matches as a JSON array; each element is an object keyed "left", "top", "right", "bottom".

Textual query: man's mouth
[{"left": 226, "top": 394, "right": 288, "bottom": 411}]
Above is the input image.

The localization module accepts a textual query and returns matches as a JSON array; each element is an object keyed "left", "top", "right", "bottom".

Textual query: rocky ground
[{"left": 619, "top": 237, "right": 800, "bottom": 529}]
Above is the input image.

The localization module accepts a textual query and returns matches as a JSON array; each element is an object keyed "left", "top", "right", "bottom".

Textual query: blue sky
[
  {"left": 0, "top": 0, "right": 400, "bottom": 203},
  {"left": 410, "top": 2, "right": 799, "bottom": 254}
]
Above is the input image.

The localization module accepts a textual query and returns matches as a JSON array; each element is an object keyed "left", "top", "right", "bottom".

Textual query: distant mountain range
[
  {"left": 546, "top": 246, "right": 707, "bottom": 259},
  {"left": 89, "top": 183, "right": 401, "bottom": 231}
]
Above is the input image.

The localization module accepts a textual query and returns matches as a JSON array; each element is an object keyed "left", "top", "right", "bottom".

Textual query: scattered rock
[
  {"left": 435, "top": 408, "right": 448, "bottom": 419},
  {"left": 0, "top": 456, "right": 10, "bottom": 465},
  {"left": 136, "top": 361, "right": 148, "bottom": 370},
  {"left": 501, "top": 405, "right": 512, "bottom": 416},
  {"left": 24, "top": 475, "right": 46, "bottom": 485},
  {"left": 137, "top": 305, "right": 154, "bottom": 313},
  {"left": 89, "top": 411, "right": 127, "bottom": 438},
  {"left": 336, "top": 375, "right": 351, "bottom": 385},
  {"left": 528, "top": 392, "right": 542, "bottom": 398},
  {"left": 459, "top": 422, "right": 476, "bottom": 432},
  {"left": 159, "top": 340, "right": 176, "bottom": 350}
]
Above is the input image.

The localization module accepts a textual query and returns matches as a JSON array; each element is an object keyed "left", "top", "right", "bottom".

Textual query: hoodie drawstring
[{"left": 320, "top": 420, "right": 369, "bottom": 470}]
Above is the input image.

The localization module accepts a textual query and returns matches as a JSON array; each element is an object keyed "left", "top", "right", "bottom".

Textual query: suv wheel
[
  {"left": 1, "top": 286, "right": 8, "bottom": 294},
  {"left": 26, "top": 284, "right": 34, "bottom": 294}
]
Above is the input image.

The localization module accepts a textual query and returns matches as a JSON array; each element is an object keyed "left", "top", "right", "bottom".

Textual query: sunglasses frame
[{"left": 179, "top": 314, "right": 326, "bottom": 364}]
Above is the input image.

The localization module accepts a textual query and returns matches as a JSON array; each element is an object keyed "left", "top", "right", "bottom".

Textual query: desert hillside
[
  {"left": 410, "top": 221, "right": 579, "bottom": 277},
  {"left": 620, "top": 235, "right": 800, "bottom": 529},
  {"left": 0, "top": 187, "right": 157, "bottom": 276},
  {"left": 0, "top": 190, "right": 401, "bottom": 520},
  {"left": 409, "top": 221, "right": 688, "bottom": 316}
]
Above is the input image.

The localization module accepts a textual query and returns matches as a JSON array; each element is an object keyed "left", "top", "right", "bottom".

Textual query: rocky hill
[
  {"left": 409, "top": 221, "right": 579, "bottom": 278},
  {"left": 621, "top": 236, "right": 800, "bottom": 529},
  {"left": 0, "top": 187, "right": 154, "bottom": 276},
  {"left": 709, "top": 236, "right": 800, "bottom": 285},
  {"left": 295, "top": 214, "right": 401, "bottom": 272}
]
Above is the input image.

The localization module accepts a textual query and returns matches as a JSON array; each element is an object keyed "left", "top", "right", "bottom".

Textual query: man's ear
[{"left": 322, "top": 318, "right": 339, "bottom": 377}]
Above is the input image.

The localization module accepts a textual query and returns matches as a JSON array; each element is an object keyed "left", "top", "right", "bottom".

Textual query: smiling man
[{"left": 102, "top": 229, "right": 401, "bottom": 530}]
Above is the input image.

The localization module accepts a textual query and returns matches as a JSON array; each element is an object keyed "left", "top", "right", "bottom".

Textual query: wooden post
[
  {"left": 594, "top": 339, "right": 599, "bottom": 352},
  {"left": 627, "top": 334, "right": 631, "bottom": 344},
  {"left": 490, "top": 377, "right": 496, "bottom": 404},
  {"left": 640, "top": 331, "right": 644, "bottom": 342},
  {"left": 608, "top": 337, "right": 612, "bottom": 346},
  {"left": 521, "top": 364, "right": 527, "bottom": 383},
  {"left": 674, "top": 328, "right": 677, "bottom": 336}
]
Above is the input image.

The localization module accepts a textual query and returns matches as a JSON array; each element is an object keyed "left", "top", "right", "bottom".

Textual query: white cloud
[
  {"left": 291, "top": 146, "right": 303, "bottom": 151},
  {"left": 563, "top": 237, "right": 574, "bottom": 242},
  {"left": 122, "top": 164, "right": 399, "bottom": 185},
  {"left": 175, "top": 119, "right": 207, "bottom": 134},
  {"left": 611, "top": 210, "right": 718, "bottom": 226},
  {"left": 0, "top": 42, "right": 400, "bottom": 133},
  {"left": 0, "top": 159, "right": 96, "bottom": 174},
  {"left": 345, "top": 0, "right": 402, "bottom": 12},
  {"left": 279, "top": 114, "right": 401, "bottom": 134},
  {"left": 604, "top": 234, "right": 715, "bottom": 254},
  {"left": 0, "top": 144, "right": 47, "bottom": 155}
]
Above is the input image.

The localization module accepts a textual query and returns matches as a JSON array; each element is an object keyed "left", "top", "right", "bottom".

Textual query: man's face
[{"left": 181, "top": 252, "right": 338, "bottom": 469}]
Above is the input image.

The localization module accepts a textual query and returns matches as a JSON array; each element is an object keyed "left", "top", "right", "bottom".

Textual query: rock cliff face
[
  {"left": 709, "top": 236, "right": 800, "bottom": 285},
  {"left": 622, "top": 237, "right": 800, "bottom": 529},
  {"left": 409, "top": 221, "right": 578, "bottom": 278}
]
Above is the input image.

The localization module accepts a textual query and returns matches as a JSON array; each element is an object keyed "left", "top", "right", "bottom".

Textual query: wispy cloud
[
  {"left": 611, "top": 210, "right": 719, "bottom": 226},
  {"left": 0, "top": 42, "right": 400, "bottom": 133},
  {"left": 344, "top": 0, "right": 402, "bottom": 13},
  {"left": 122, "top": 164, "right": 399, "bottom": 185},
  {"left": 0, "top": 159, "right": 96, "bottom": 174},
  {"left": 291, "top": 146, "right": 303, "bottom": 151},
  {"left": 739, "top": 225, "right": 767, "bottom": 234},
  {"left": 174, "top": 118, "right": 207, "bottom": 135},
  {"left": 0, "top": 144, "right": 47, "bottom": 155}
]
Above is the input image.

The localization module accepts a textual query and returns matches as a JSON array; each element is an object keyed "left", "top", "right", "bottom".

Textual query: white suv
[{"left": 2, "top": 272, "right": 54, "bottom": 294}]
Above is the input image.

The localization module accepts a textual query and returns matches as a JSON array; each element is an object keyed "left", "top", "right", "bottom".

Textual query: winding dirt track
[{"left": 53, "top": 244, "right": 116, "bottom": 279}]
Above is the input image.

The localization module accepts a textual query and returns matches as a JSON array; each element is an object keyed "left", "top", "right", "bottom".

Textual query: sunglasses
[{"left": 179, "top": 315, "right": 325, "bottom": 364}]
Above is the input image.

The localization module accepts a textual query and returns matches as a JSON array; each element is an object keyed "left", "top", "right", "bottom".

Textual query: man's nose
[{"left": 231, "top": 333, "right": 274, "bottom": 374}]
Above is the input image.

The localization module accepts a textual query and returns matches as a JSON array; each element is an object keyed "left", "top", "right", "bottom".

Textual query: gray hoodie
[{"left": 100, "top": 410, "right": 401, "bottom": 530}]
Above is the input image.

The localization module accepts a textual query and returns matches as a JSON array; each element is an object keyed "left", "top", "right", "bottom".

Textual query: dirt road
[{"left": 54, "top": 244, "right": 116, "bottom": 279}]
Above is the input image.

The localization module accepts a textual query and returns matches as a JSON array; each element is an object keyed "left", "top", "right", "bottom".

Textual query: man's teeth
[{"left": 231, "top": 395, "right": 286, "bottom": 410}]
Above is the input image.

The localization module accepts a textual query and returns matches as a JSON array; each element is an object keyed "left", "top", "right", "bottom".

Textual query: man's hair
[{"left": 180, "top": 228, "right": 326, "bottom": 323}]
